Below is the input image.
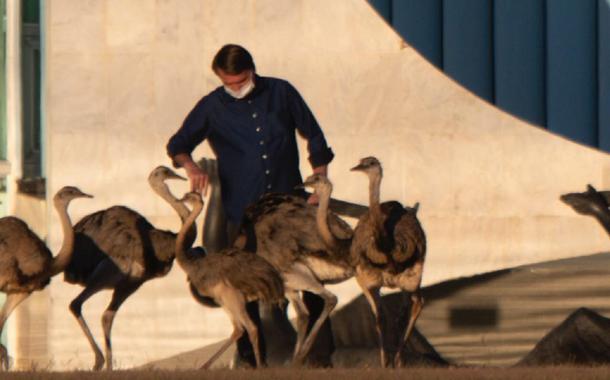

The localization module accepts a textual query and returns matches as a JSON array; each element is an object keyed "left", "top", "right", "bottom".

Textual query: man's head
[{"left": 212, "top": 44, "right": 256, "bottom": 98}]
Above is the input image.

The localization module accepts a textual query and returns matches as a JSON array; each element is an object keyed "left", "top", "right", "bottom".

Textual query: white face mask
[{"left": 225, "top": 77, "right": 255, "bottom": 99}]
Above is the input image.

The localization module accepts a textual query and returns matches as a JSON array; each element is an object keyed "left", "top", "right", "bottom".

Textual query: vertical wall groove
[
  {"left": 542, "top": 0, "right": 548, "bottom": 127},
  {"left": 490, "top": 0, "right": 496, "bottom": 105},
  {"left": 595, "top": 0, "right": 600, "bottom": 147},
  {"left": 599, "top": 0, "right": 610, "bottom": 150}
]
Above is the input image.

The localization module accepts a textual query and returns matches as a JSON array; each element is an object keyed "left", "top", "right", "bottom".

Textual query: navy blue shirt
[{"left": 167, "top": 75, "right": 334, "bottom": 223}]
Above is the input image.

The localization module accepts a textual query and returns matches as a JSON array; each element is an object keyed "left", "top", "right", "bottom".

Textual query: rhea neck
[
  {"left": 149, "top": 178, "right": 190, "bottom": 222},
  {"left": 367, "top": 168, "right": 384, "bottom": 229},
  {"left": 314, "top": 185, "right": 340, "bottom": 250},
  {"left": 150, "top": 177, "right": 197, "bottom": 249},
  {"left": 175, "top": 200, "right": 203, "bottom": 272},
  {"left": 48, "top": 197, "right": 76, "bottom": 277}
]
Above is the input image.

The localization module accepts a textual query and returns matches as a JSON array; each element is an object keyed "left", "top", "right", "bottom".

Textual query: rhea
[
  {"left": 63, "top": 166, "right": 196, "bottom": 370},
  {"left": 560, "top": 184, "right": 610, "bottom": 236},
  {"left": 175, "top": 191, "right": 284, "bottom": 369},
  {"left": 241, "top": 185, "right": 353, "bottom": 364},
  {"left": 0, "top": 186, "right": 92, "bottom": 370},
  {"left": 350, "top": 156, "right": 427, "bottom": 368}
]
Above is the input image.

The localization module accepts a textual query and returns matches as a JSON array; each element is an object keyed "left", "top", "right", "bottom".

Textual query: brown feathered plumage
[
  {"left": 352, "top": 201, "right": 426, "bottom": 274},
  {"left": 185, "top": 247, "right": 284, "bottom": 305},
  {"left": 62, "top": 166, "right": 194, "bottom": 371},
  {"left": 350, "top": 156, "right": 427, "bottom": 368},
  {"left": 243, "top": 192, "right": 353, "bottom": 273},
  {"left": 64, "top": 205, "right": 176, "bottom": 284},
  {"left": 0, "top": 186, "right": 92, "bottom": 370},
  {"left": 0, "top": 217, "right": 52, "bottom": 292}
]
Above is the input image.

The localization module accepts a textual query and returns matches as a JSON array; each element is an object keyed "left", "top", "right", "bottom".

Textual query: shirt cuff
[
  {"left": 309, "top": 147, "right": 334, "bottom": 168},
  {"left": 167, "top": 149, "right": 191, "bottom": 169}
]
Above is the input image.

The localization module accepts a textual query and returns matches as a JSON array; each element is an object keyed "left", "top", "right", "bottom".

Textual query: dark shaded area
[
  {"left": 449, "top": 305, "right": 498, "bottom": 329},
  {"left": 63, "top": 233, "right": 111, "bottom": 285},
  {"left": 518, "top": 308, "right": 610, "bottom": 366},
  {"left": 395, "top": 326, "right": 449, "bottom": 367},
  {"left": 198, "top": 158, "right": 228, "bottom": 253},
  {"left": 420, "top": 269, "right": 512, "bottom": 302},
  {"left": 332, "top": 293, "right": 448, "bottom": 367}
]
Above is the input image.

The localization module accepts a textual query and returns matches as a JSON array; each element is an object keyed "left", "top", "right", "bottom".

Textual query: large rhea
[
  {"left": 243, "top": 180, "right": 353, "bottom": 364},
  {"left": 63, "top": 166, "right": 196, "bottom": 371},
  {"left": 0, "top": 186, "right": 92, "bottom": 370},
  {"left": 350, "top": 156, "right": 427, "bottom": 368}
]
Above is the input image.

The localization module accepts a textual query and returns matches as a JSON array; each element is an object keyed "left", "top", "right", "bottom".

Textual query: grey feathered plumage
[{"left": 175, "top": 191, "right": 284, "bottom": 369}]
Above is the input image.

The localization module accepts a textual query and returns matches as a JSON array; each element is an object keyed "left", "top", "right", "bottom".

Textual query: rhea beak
[
  {"left": 169, "top": 172, "right": 187, "bottom": 181},
  {"left": 350, "top": 164, "right": 366, "bottom": 172}
]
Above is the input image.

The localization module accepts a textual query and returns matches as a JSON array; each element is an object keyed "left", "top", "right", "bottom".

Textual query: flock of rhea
[{"left": 0, "top": 156, "right": 426, "bottom": 371}]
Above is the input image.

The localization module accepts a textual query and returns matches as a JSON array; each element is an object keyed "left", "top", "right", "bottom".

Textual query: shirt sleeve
[
  {"left": 286, "top": 82, "right": 334, "bottom": 168},
  {"left": 166, "top": 96, "right": 212, "bottom": 168}
]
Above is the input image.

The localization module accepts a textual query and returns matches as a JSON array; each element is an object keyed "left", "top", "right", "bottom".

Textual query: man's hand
[
  {"left": 185, "top": 162, "right": 209, "bottom": 195},
  {"left": 174, "top": 154, "right": 209, "bottom": 195},
  {"left": 307, "top": 165, "right": 328, "bottom": 205}
]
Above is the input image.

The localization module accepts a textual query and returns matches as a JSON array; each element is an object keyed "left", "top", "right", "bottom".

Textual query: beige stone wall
[{"left": 30, "top": 0, "right": 610, "bottom": 370}]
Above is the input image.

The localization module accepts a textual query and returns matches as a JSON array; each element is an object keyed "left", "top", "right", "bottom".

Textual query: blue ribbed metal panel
[
  {"left": 369, "top": 0, "right": 392, "bottom": 22},
  {"left": 392, "top": 0, "right": 443, "bottom": 67},
  {"left": 443, "top": 0, "right": 494, "bottom": 102},
  {"left": 600, "top": 0, "right": 610, "bottom": 150},
  {"left": 494, "top": 0, "right": 546, "bottom": 126},
  {"left": 369, "top": 0, "right": 607, "bottom": 152},
  {"left": 547, "top": 0, "right": 598, "bottom": 146}
]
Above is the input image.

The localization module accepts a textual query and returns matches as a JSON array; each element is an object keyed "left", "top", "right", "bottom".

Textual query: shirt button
[
  {"left": 265, "top": 170, "right": 270, "bottom": 175},
  {"left": 256, "top": 127, "right": 261, "bottom": 132},
  {"left": 248, "top": 100, "right": 252, "bottom": 104},
  {"left": 267, "top": 184, "right": 272, "bottom": 189},
  {"left": 252, "top": 113, "right": 257, "bottom": 118},
  {"left": 259, "top": 140, "right": 264, "bottom": 145},
  {"left": 262, "top": 154, "right": 268, "bottom": 159}
]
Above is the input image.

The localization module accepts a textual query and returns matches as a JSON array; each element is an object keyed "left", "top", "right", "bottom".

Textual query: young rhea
[
  {"left": 0, "top": 186, "right": 92, "bottom": 370},
  {"left": 175, "top": 191, "right": 284, "bottom": 369},
  {"left": 63, "top": 166, "right": 196, "bottom": 371},
  {"left": 350, "top": 156, "right": 427, "bottom": 368}
]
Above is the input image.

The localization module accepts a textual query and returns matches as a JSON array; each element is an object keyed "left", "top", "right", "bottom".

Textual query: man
[{"left": 166, "top": 44, "right": 335, "bottom": 367}]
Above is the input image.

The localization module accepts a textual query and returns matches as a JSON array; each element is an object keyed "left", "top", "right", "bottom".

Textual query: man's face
[{"left": 215, "top": 69, "right": 253, "bottom": 92}]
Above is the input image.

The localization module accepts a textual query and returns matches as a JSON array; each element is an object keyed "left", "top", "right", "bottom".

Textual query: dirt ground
[{"left": 3, "top": 367, "right": 610, "bottom": 380}]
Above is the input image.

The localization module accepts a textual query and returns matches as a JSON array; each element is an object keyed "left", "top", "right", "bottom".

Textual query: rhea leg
[
  {"left": 357, "top": 281, "right": 388, "bottom": 368},
  {"left": 285, "top": 290, "right": 309, "bottom": 359},
  {"left": 69, "top": 259, "right": 124, "bottom": 371},
  {"left": 201, "top": 289, "right": 253, "bottom": 369},
  {"left": 101, "top": 281, "right": 142, "bottom": 370},
  {"left": 0, "top": 292, "right": 29, "bottom": 370},
  {"left": 394, "top": 291, "right": 424, "bottom": 368},
  {"left": 201, "top": 325, "right": 244, "bottom": 370},
  {"left": 284, "top": 264, "right": 337, "bottom": 365}
]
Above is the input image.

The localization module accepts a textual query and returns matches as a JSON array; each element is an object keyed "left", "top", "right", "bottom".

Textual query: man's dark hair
[{"left": 212, "top": 44, "right": 256, "bottom": 74}]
